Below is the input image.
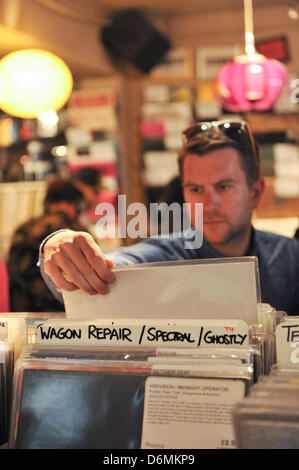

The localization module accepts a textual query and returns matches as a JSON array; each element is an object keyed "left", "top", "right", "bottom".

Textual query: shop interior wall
[
  {"left": 168, "top": 5, "right": 299, "bottom": 73},
  {"left": 167, "top": 4, "right": 299, "bottom": 237},
  {"left": 0, "top": 1, "right": 170, "bottom": 253},
  {"left": 0, "top": 1, "right": 299, "bottom": 254},
  {"left": 111, "top": 4, "right": 299, "bottom": 238}
]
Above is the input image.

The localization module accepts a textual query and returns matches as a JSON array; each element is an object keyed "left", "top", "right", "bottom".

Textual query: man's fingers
[
  {"left": 76, "top": 234, "right": 116, "bottom": 283},
  {"left": 43, "top": 230, "right": 115, "bottom": 295},
  {"left": 44, "top": 262, "right": 79, "bottom": 292},
  {"left": 53, "top": 253, "right": 101, "bottom": 295},
  {"left": 59, "top": 242, "right": 111, "bottom": 293}
]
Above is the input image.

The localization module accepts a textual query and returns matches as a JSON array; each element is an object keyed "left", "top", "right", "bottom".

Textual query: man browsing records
[{"left": 39, "top": 120, "right": 299, "bottom": 315}]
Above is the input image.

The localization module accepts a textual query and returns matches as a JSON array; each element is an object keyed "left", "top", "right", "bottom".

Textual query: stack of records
[
  {"left": 0, "top": 315, "right": 28, "bottom": 447},
  {"left": 6, "top": 299, "right": 285, "bottom": 449},
  {"left": 251, "top": 303, "right": 286, "bottom": 375},
  {"left": 7, "top": 309, "right": 275, "bottom": 450},
  {"left": 0, "top": 315, "right": 28, "bottom": 363},
  {"left": 233, "top": 363, "right": 299, "bottom": 448},
  {"left": 0, "top": 340, "right": 14, "bottom": 446},
  {"left": 9, "top": 351, "right": 253, "bottom": 449}
]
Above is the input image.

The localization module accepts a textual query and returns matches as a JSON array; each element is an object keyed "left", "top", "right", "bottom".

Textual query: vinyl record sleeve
[
  {"left": 259, "top": 375, "right": 299, "bottom": 387},
  {"left": 233, "top": 396, "right": 299, "bottom": 449},
  {"left": 155, "top": 346, "right": 261, "bottom": 382},
  {"left": 141, "top": 375, "right": 246, "bottom": 449},
  {"left": 248, "top": 382, "right": 299, "bottom": 401},
  {"left": 21, "top": 344, "right": 254, "bottom": 365},
  {"left": 270, "top": 362, "right": 299, "bottom": 376},
  {"left": 249, "top": 324, "right": 276, "bottom": 375},
  {"left": 9, "top": 358, "right": 250, "bottom": 449},
  {"left": 0, "top": 340, "right": 14, "bottom": 446},
  {"left": 21, "top": 343, "right": 259, "bottom": 382},
  {"left": 20, "top": 343, "right": 157, "bottom": 362}
]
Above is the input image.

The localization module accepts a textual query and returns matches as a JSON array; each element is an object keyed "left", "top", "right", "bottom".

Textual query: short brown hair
[
  {"left": 43, "top": 179, "right": 84, "bottom": 212},
  {"left": 178, "top": 125, "right": 260, "bottom": 186}
]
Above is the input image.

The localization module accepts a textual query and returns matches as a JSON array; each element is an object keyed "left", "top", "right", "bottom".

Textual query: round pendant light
[
  {"left": 216, "top": 0, "right": 288, "bottom": 112},
  {"left": 0, "top": 49, "right": 73, "bottom": 118},
  {"left": 217, "top": 53, "right": 288, "bottom": 112}
]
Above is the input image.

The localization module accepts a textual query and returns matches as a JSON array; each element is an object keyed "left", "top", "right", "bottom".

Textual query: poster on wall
[
  {"left": 256, "top": 36, "right": 289, "bottom": 62},
  {"left": 66, "top": 88, "right": 119, "bottom": 168},
  {"left": 196, "top": 79, "right": 221, "bottom": 118},
  {"left": 66, "top": 88, "right": 121, "bottom": 230},
  {"left": 150, "top": 48, "right": 193, "bottom": 79},
  {"left": 67, "top": 89, "right": 117, "bottom": 132},
  {"left": 196, "top": 45, "right": 242, "bottom": 79}
]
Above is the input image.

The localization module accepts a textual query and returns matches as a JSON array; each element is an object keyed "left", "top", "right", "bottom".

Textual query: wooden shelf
[
  {"left": 256, "top": 176, "right": 299, "bottom": 219},
  {"left": 245, "top": 112, "right": 299, "bottom": 137}
]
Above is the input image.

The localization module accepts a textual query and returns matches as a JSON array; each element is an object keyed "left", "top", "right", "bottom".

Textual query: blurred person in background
[
  {"left": 71, "top": 167, "right": 102, "bottom": 225},
  {"left": 42, "top": 178, "right": 87, "bottom": 229},
  {"left": 72, "top": 167, "right": 101, "bottom": 209},
  {"left": 7, "top": 178, "right": 88, "bottom": 312}
]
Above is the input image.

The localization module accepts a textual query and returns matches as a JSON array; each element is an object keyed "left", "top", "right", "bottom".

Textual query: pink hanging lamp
[{"left": 216, "top": 0, "right": 288, "bottom": 112}]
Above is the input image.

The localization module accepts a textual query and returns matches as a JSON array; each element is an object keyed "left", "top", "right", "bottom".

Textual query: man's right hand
[{"left": 43, "top": 230, "right": 115, "bottom": 295}]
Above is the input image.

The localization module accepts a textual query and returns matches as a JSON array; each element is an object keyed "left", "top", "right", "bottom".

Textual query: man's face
[{"left": 182, "top": 148, "right": 263, "bottom": 253}]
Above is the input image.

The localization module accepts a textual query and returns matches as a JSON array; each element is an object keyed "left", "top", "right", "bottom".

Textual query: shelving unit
[
  {"left": 125, "top": 66, "right": 299, "bottom": 229},
  {"left": 0, "top": 66, "right": 298, "bottom": 247}
]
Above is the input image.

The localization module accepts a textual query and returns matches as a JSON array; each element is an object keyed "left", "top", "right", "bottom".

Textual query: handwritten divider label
[
  {"left": 0, "top": 321, "right": 8, "bottom": 340},
  {"left": 276, "top": 321, "right": 299, "bottom": 364},
  {"left": 35, "top": 319, "right": 249, "bottom": 348}
]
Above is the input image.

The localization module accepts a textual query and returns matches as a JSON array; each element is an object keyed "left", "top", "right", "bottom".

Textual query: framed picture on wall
[
  {"left": 196, "top": 45, "right": 242, "bottom": 79},
  {"left": 256, "top": 36, "right": 289, "bottom": 62},
  {"left": 150, "top": 48, "right": 193, "bottom": 80}
]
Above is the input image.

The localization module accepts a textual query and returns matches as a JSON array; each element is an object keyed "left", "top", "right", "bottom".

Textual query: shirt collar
[{"left": 183, "top": 226, "right": 258, "bottom": 258}]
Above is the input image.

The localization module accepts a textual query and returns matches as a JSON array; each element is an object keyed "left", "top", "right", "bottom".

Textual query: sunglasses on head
[{"left": 182, "top": 119, "right": 256, "bottom": 152}]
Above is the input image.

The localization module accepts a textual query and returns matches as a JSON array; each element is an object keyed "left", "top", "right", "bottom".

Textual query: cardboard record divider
[
  {"left": 62, "top": 257, "right": 261, "bottom": 323},
  {"left": 0, "top": 312, "right": 66, "bottom": 447}
]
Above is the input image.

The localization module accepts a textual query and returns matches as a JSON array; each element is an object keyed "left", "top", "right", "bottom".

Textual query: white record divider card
[
  {"left": 276, "top": 318, "right": 299, "bottom": 364},
  {"left": 35, "top": 318, "right": 250, "bottom": 348},
  {"left": 62, "top": 257, "right": 260, "bottom": 323},
  {"left": 141, "top": 376, "right": 246, "bottom": 449}
]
